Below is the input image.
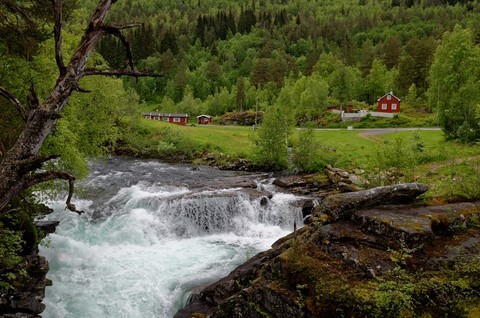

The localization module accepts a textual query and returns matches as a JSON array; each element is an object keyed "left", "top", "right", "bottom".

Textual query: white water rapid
[{"left": 39, "top": 157, "right": 304, "bottom": 318}]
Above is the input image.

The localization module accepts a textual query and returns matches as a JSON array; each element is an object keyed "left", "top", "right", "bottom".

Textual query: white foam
[{"left": 40, "top": 164, "right": 303, "bottom": 318}]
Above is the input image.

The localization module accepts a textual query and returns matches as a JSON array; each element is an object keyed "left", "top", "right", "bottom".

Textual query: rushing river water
[{"left": 39, "top": 157, "right": 304, "bottom": 318}]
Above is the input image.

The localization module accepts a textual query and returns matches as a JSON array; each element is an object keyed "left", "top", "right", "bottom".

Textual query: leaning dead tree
[{"left": 0, "top": 0, "right": 161, "bottom": 214}]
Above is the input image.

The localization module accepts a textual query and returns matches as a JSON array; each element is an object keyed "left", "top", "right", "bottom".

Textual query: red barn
[
  {"left": 143, "top": 113, "right": 189, "bottom": 125},
  {"left": 377, "top": 91, "right": 401, "bottom": 113},
  {"left": 196, "top": 115, "right": 213, "bottom": 125}
]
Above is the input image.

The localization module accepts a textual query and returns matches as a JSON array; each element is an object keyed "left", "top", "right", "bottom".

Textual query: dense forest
[{"left": 90, "top": 0, "right": 480, "bottom": 120}]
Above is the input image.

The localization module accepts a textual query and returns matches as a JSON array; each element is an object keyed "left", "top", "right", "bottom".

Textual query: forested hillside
[{"left": 90, "top": 0, "right": 479, "bottom": 119}]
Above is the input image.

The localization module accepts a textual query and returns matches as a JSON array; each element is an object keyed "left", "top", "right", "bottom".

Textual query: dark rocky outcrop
[
  {"left": 0, "top": 254, "right": 49, "bottom": 318},
  {"left": 176, "top": 184, "right": 480, "bottom": 318},
  {"left": 0, "top": 220, "right": 59, "bottom": 317},
  {"left": 34, "top": 220, "right": 60, "bottom": 235}
]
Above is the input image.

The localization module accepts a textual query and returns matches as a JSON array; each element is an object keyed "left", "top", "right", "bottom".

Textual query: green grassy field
[
  {"left": 140, "top": 119, "right": 255, "bottom": 158},
  {"left": 138, "top": 119, "right": 480, "bottom": 200},
  {"left": 141, "top": 119, "right": 479, "bottom": 167}
]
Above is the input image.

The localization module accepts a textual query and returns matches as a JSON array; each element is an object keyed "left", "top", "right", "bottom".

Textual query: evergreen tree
[
  {"left": 195, "top": 15, "right": 206, "bottom": 45},
  {"left": 160, "top": 30, "right": 178, "bottom": 55}
]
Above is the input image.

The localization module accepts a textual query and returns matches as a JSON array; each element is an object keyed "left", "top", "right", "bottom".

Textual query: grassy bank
[
  {"left": 136, "top": 120, "right": 255, "bottom": 159},
  {"left": 130, "top": 120, "right": 480, "bottom": 201}
]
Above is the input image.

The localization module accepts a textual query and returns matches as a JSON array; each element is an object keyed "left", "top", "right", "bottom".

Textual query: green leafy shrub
[
  {"left": 0, "top": 222, "right": 24, "bottom": 290},
  {"left": 253, "top": 106, "right": 293, "bottom": 170},
  {"left": 366, "top": 132, "right": 430, "bottom": 186},
  {"left": 155, "top": 126, "right": 201, "bottom": 159},
  {"left": 292, "top": 125, "right": 335, "bottom": 172}
]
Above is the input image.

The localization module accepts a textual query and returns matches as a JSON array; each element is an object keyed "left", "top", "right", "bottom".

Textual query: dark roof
[
  {"left": 377, "top": 91, "right": 401, "bottom": 102},
  {"left": 143, "top": 113, "right": 189, "bottom": 117}
]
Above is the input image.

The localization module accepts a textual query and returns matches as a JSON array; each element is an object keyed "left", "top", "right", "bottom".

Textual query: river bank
[{"left": 3, "top": 157, "right": 480, "bottom": 317}]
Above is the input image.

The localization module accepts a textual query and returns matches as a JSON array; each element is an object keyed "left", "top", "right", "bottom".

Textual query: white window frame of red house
[
  {"left": 173, "top": 117, "right": 181, "bottom": 123},
  {"left": 163, "top": 117, "right": 168, "bottom": 122},
  {"left": 387, "top": 95, "right": 392, "bottom": 100},
  {"left": 392, "top": 103, "right": 397, "bottom": 110},
  {"left": 382, "top": 103, "right": 387, "bottom": 110}
]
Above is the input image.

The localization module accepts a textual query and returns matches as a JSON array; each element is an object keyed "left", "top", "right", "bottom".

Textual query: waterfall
[{"left": 39, "top": 158, "right": 304, "bottom": 318}]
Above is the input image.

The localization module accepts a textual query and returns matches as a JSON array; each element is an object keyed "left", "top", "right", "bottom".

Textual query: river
[{"left": 39, "top": 157, "right": 304, "bottom": 317}]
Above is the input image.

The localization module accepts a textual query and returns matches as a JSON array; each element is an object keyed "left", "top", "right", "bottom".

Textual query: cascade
[{"left": 39, "top": 157, "right": 304, "bottom": 318}]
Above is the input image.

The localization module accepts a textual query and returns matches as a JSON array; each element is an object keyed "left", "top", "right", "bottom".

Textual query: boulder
[
  {"left": 315, "top": 183, "right": 429, "bottom": 221},
  {"left": 273, "top": 174, "right": 331, "bottom": 195},
  {"left": 336, "top": 181, "right": 363, "bottom": 193},
  {"left": 289, "top": 198, "right": 316, "bottom": 218},
  {"left": 34, "top": 220, "right": 60, "bottom": 235},
  {"left": 273, "top": 176, "right": 307, "bottom": 188}
]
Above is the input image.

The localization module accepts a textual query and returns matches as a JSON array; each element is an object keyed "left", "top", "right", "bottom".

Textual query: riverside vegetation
[{"left": 1, "top": 0, "right": 480, "bottom": 316}]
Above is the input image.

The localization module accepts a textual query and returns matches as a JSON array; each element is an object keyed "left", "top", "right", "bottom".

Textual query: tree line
[{"left": 90, "top": 0, "right": 479, "bottom": 118}]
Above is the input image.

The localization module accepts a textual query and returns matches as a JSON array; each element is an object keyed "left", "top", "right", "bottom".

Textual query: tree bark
[{"left": 0, "top": 0, "right": 159, "bottom": 213}]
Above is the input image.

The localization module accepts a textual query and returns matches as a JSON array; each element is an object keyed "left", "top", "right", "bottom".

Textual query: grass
[
  {"left": 181, "top": 124, "right": 255, "bottom": 158},
  {"left": 140, "top": 119, "right": 255, "bottom": 158},
  {"left": 141, "top": 120, "right": 479, "bottom": 166},
  {"left": 305, "top": 130, "right": 377, "bottom": 168},
  {"left": 139, "top": 119, "right": 480, "bottom": 200}
]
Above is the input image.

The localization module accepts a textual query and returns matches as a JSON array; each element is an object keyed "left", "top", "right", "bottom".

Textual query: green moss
[
  {"left": 274, "top": 231, "right": 480, "bottom": 317},
  {"left": 249, "top": 302, "right": 270, "bottom": 318},
  {"left": 466, "top": 301, "right": 480, "bottom": 318}
]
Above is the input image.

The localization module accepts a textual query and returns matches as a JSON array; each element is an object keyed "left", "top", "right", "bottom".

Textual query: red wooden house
[
  {"left": 197, "top": 115, "right": 213, "bottom": 125},
  {"left": 377, "top": 91, "right": 401, "bottom": 113},
  {"left": 143, "top": 113, "right": 189, "bottom": 125}
]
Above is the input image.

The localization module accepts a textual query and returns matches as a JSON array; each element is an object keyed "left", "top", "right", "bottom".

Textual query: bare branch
[
  {"left": 18, "top": 154, "right": 60, "bottom": 173},
  {"left": 51, "top": 0, "right": 66, "bottom": 76},
  {"left": 23, "top": 171, "right": 84, "bottom": 214},
  {"left": 106, "top": 22, "right": 143, "bottom": 30},
  {"left": 0, "top": 140, "right": 5, "bottom": 156},
  {"left": 74, "top": 85, "right": 92, "bottom": 93},
  {"left": 83, "top": 68, "right": 164, "bottom": 77},
  {"left": 101, "top": 25, "right": 136, "bottom": 71},
  {"left": 0, "top": 86, "right": 28, "bottom": 121},
  {"left": 28, "top": 84, "right": 39, "bottom": 109}
]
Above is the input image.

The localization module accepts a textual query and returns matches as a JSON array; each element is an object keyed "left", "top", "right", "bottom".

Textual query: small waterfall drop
[{"left": 39, "top": 157, "right": 305, "bottom": 318}]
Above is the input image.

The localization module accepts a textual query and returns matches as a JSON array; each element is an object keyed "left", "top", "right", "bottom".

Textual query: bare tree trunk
[{"left": 0, "top": 0, "right": 161, "bottom": 213}]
